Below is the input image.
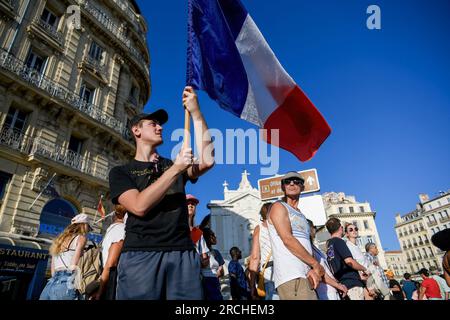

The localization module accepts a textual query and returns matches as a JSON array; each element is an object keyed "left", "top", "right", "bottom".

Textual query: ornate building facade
[
  {"left": 394, "top": 191, "right": 449, "bottom": 274},
  {"left": 384, "top": 250, "right": 409, "bottom": 280},
  {"left": 319, "top": 192, "right": 387, "bottom": 268},
  {"left": 0, "top": 0, "right": 150, "bottom": 251}
]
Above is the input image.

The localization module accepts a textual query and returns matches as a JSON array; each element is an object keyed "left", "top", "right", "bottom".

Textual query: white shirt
[
  {"left": 346, "top": 240, "right": 368, "bottom": 268},
  {"left": 201, "top": 251, "right": 222, "bottom": 277},
  {"left": 195, "top": 235, "right": 210, "bottom": 255},
  {"left": 432, "top": 275, "right": 450, "bottom": 298},
  {"left": 268, "top": 201, "right": 312, "bottom": 288},
  {"left": 259, "top": 223, "right": 274, "bottom": 282},
  {"left": 101, "top": 222, "right": 125, "bottom": 266},
  {"left": 313, "top": 245, "right": 340, "bottom": 300},
  {"left": 53, "top": 235, "right": 80, "bottom": 270}
]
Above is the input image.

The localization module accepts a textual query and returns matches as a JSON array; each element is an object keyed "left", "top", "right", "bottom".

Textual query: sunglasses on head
[
  {"left": 347, "top": 227, "right": 358, "bottom": 232},
  {"left": 282, "top": 179, "right": 304, "bottom": 185}
]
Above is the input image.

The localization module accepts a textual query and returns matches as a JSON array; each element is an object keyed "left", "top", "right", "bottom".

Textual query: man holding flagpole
[{"left": 109, "top": 86, "right": 214, "bottom": 300}]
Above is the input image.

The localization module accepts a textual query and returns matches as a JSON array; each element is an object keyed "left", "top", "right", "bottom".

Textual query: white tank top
[
  {"left": 53, "top": 235, "right": 80, "bottom": 270},
  {"left": 268, "top": 201, "right": 312, "bottom": 288},
  {"left": 258, "top": 223, "right": 273, "bottom": 281}
]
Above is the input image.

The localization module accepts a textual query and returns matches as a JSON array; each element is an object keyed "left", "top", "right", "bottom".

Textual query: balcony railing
[
  {"left": 0, "top": 0, "right": 15, "bottom": 19},
  {"left": 127, "top": 95, "right": 138, "bottom": 107},
  {"left": 79, "top": 0, "right": 149, "bottom": 76},
  {"left": 82, "top": 55, "right": 105, "bottom": 75},
  {"left": 34, "top": 17, "right": 64, "bottom": 46},
  {"left": 0, "top": 49, "right": 129, "bottom": 141},
  {"left": 0, "top": 126, "right": 33, "bottom": 153},
  {"left": 30, "top": 137, "right": 109, "bottom": 181},
  {"left": 427, "top": 220, "right": 438, "bottom": 227},
  {"left": 439, "top": 216, "right": 450, "bottom": 223}
]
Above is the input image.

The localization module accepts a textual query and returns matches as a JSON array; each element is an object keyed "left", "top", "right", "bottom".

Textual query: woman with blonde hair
[{"left": 39, "top": 213, "right": 91, "bottom": 300}]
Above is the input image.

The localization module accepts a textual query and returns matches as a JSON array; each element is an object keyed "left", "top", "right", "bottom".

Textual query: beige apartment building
[
  {"left": 384, "top": 250, "right": 409, "bottom": 280},
  {"left": 394, "top": 191, "right": 449, "bottom": 274},
  {"left": 0, "top": 0, "right": 150, "bottom": 248},
  {"left": 320, "top": 192, "right": 387, "bottom": 268}
]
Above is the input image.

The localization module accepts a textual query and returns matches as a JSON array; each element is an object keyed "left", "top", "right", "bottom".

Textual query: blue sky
[{"left": 136, "top": 0, "right": 450, "bottom": 251}]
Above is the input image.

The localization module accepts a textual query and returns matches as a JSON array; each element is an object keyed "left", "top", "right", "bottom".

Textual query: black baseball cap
[
  {"left": 129, "top": 109, "right": 168, "bottom": 129},
  {"left": 417, "top": 268, "right": 429, "bottom": 276}
]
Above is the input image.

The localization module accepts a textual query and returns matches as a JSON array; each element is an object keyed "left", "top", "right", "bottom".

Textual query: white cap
[{"left": 71, "top": 213, "right": 92, "bottom": 228}]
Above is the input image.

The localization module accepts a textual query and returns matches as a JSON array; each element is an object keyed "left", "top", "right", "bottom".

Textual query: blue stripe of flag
[{"left": 187, "top": 0, "right": 249, "bottom": 117}]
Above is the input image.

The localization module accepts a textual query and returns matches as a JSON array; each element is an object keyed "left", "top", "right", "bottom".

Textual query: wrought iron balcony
[
  {"left": 30, "top": 137, "right": 108, "bottom": 181},
  {"left": 0, "top": 49, "right": 129, "bottom": 142},
  {"left": 0, "top": 0, "right": 15, "bottom": 19},
  {"left": 79, "top": 0, "right": 149, "bottom": 76},
  {"left": 427, "top": 220, "right": 438, "bottom": 227},
  {"left": 439, "top": 216, "right": 450, "bottom": 223},
  {"left": 127, "top": 95, "right": 138, "bottom": 107},
  {"left": 35, "top": 17, "right": 64, "bottom": 46},
  {"left": 0, "top": 126, "right": 33, "bottom": 154},
  {"left": 81, "top": 55, "right": 105, "bottom": 75}
]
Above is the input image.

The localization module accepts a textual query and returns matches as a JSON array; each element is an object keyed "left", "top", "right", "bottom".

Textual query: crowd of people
[{"left": 38, "top": 87, "right": 450, "bottom": 300}]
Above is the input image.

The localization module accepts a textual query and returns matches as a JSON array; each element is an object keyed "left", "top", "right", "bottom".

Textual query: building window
[
  {"left": 349, "top": 206, "right": 354, "bottom": 213},
  {"left": 3, "top": 107, "right": 27, "bottom": 132},
  {"left": 88, "top": 41, "right": 104, "bottom": 62},
  {"left": 26, "top": 51, "right": 47, "bottom": 73},
  {"left": 68, "top": 136, "right": 83, "bottom": 154},
  {"left": 338, "top": 207, "right": 343, "bottom": 214},
  {"left": 437, "top": 201, "right": 441, "bottom": 207},
  {"left": 79, "top": 83, "right": 95, "bottom": 104},
  {"left": 41, "top": 8, "right": 58, "bottom": 28},
  {"left": 0, "top": 172, "right": 12, "bottom": 205},
  {"left": 364, "top": 220, "right": 369, "bottom": 230},
  {"left": 359, "top": 206, "right": 365, "bottom": 213}
]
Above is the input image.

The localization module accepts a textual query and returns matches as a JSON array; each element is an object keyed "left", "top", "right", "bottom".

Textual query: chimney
[{"left": 419, "top": 194, "right": 429, "bottom": 204}]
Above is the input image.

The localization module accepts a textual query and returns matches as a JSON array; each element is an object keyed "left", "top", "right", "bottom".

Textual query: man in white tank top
[{"left": 267, "top": 171, "right": 325, "bottom": 300}]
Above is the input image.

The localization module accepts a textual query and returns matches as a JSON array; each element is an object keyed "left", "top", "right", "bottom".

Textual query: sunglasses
[
  {"left": 282, "top": 179, "right": 304, "bottom": 185},
  {"left": 347, "top": 227, "right": 359, "bottom": 232}
]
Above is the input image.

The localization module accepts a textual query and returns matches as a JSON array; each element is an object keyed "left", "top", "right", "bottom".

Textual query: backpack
[{"left": 75, "top": 241, "right": 103, "bottom": 296}]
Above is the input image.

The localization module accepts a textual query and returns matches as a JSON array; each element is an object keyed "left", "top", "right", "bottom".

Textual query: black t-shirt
[
  {"left": 389, "top": 279, "right": 404, "bottom": 300},
  {"left": 326, "top": 237, "right": 364, "bottom": 290},
  {"left": 109, "top": 157, "right": 196, "bottom": 252}
]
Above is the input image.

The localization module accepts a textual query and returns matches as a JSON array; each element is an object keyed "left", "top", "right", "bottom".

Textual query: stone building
[
  {"left": 0, "top": 0, "right": 150, "bottom": 250},
  {"left": 318, "top": 192, "right": 387, "bottom": 268},
  {"left": 394, "top": 191, "right": 449, "bottom": 274},
  {"left": 384, "top": 250, "right": 409, "bottom": 280}
]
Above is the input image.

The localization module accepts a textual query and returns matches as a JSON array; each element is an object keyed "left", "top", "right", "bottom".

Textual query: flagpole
[
  {"left": 28, "top": 172, "right": 56, "bottom": 210},
  {"left": 94, "top": 194, "right": 102, "bottom": 223},
  {"left": 95, "top": 210, "right": 115, "bottom": 224}
]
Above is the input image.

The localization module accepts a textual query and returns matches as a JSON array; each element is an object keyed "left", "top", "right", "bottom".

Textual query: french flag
[{"left": 187, "top": 0, "right": 331, "bottom": 162}]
